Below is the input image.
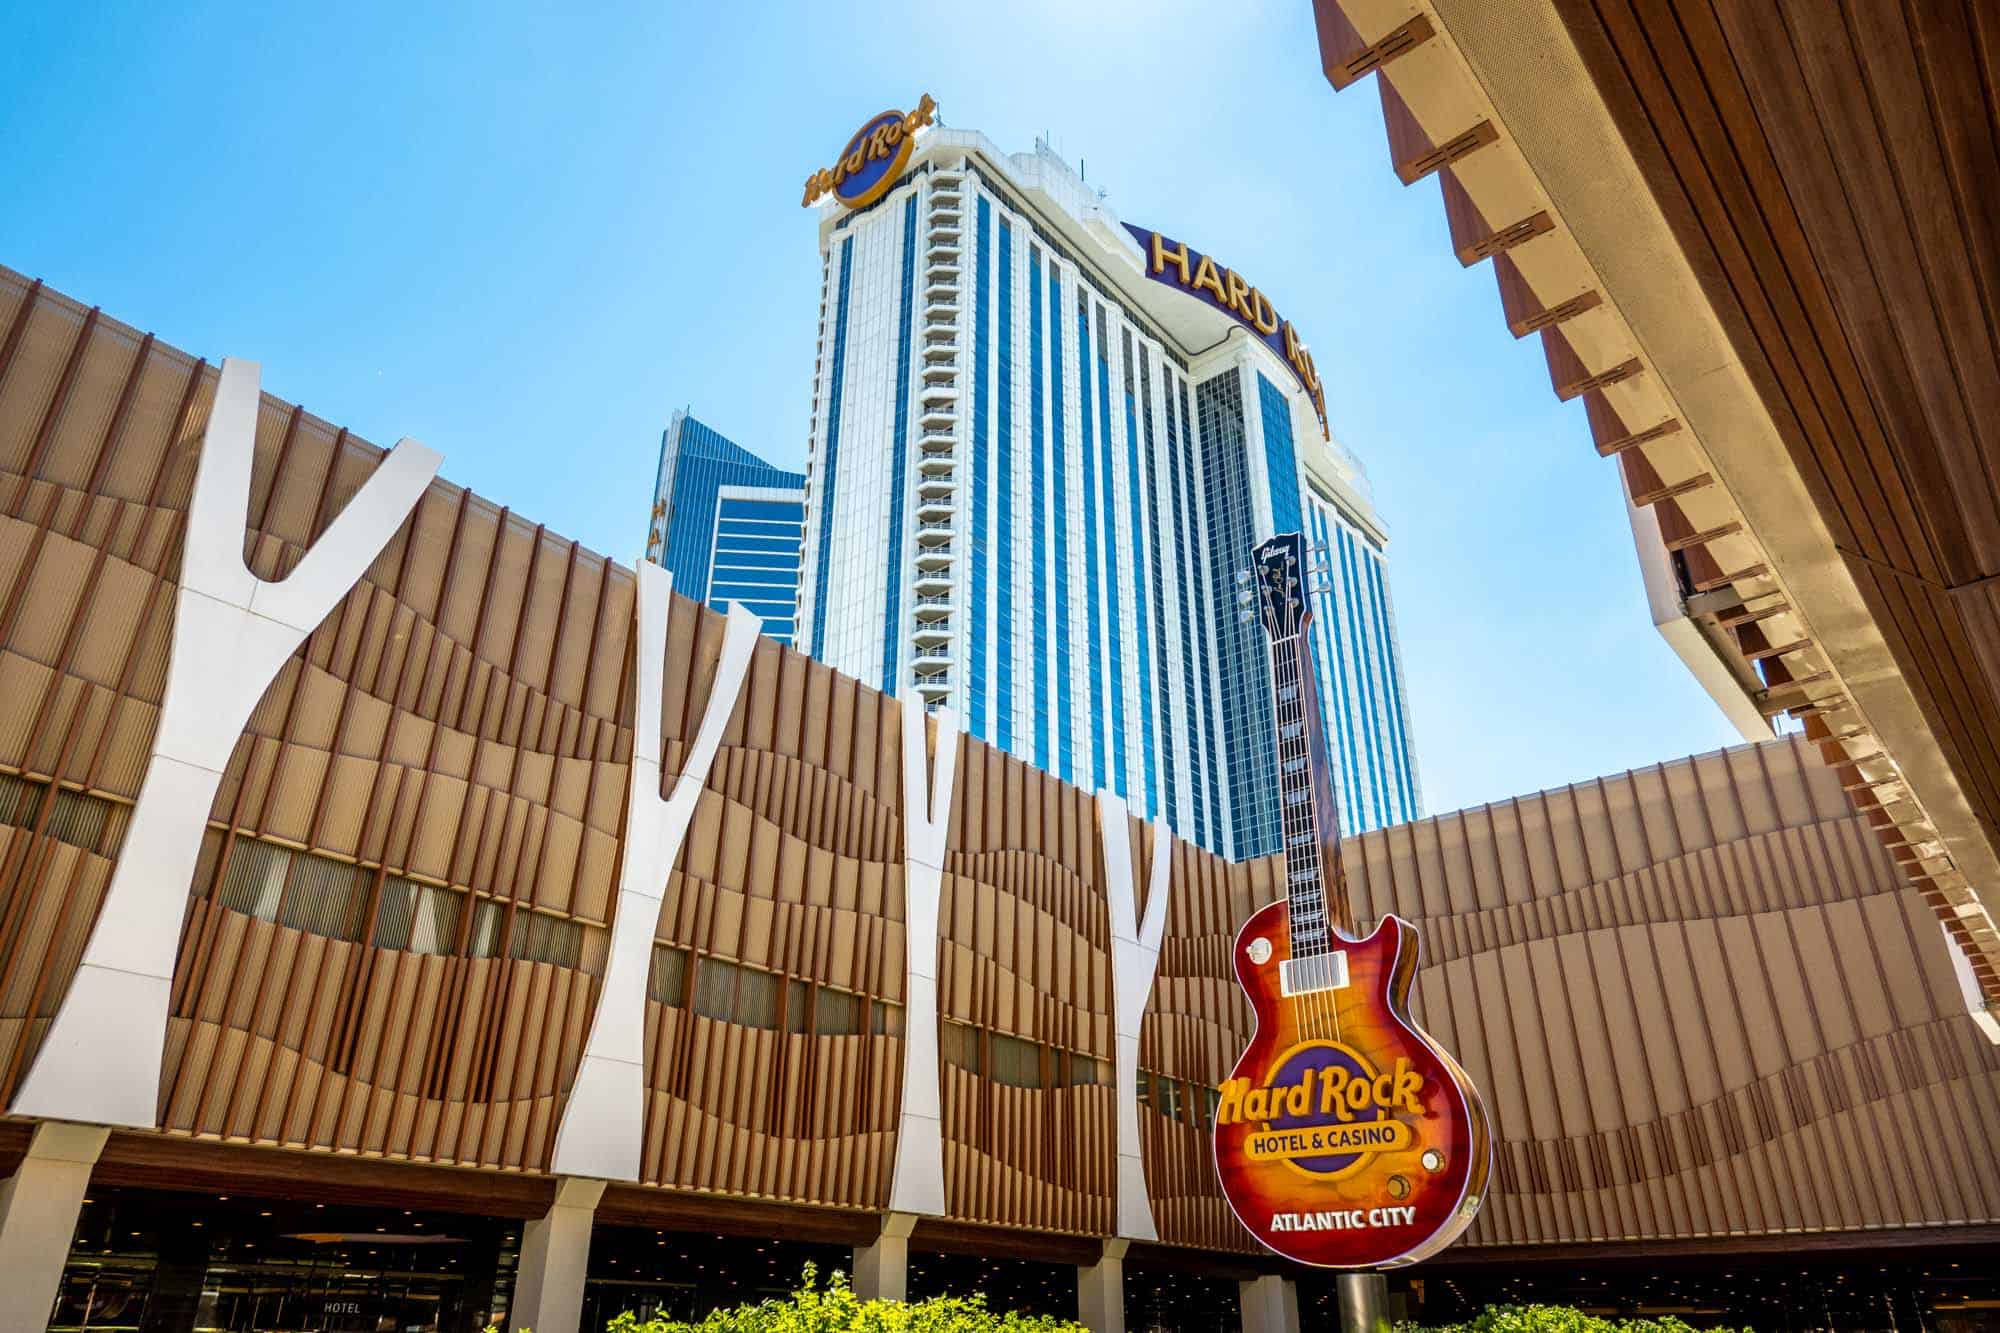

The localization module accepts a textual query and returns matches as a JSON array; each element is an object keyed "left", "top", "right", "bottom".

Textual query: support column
[
  {"left": 1238, "top": 1275, "right": 1300, "bottom": 1333},
  {"left": 1076, "top": 1239, "right": 1128, "bottom": 1333},
  {"left": 1337, "top": 1272, "right": 1389, "bottom": 1333},
  {"left": 511, "top": 1177, "right": 604, "bottom": 1333},
  {"left": 852, "top": 1213, "right": 917, "bottom": 1303},
  {"left": 0, "top": 1121, "right": 109, "bottom": 1331}
]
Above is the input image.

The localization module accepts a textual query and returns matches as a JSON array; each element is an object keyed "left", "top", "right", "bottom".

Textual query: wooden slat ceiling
[{"left": 1309, "top": 0, "right": 2000, "bottom": 1021}]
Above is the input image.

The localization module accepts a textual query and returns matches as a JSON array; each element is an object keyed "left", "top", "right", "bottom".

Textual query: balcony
[
  {"left": 912, "top": 618, "right": 952, "bottom": 644},
  {"left": 917, "top": 469, "right": 956, "bottom": 491},
  {"left": 913, "top": 571, "right": 953, "bottom": 594},
  {"left": 917, "top": 495, "right": 955, "bottom": 519},
  {"left": 911, "top": 649, "right": 952, "bottom": 673},
  {"left": 914, "top": 672, "right": 952, "bottom": 695},
  {"left": 913, "top": 592, "right": 953, "bottom": 616},
  {"left": 916, "top": 519, "right": 954, "bottom": 542},
  {"left": 914, "top": 543, "right": 954, "bottom": 568}
]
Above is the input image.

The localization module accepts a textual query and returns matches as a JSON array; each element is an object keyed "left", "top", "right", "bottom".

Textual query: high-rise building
[
  {"left": 796, "top": 122, "right": 1420, "bottom": 857},
  {"left": 647, "top": 408, "right": 806, "bottom": 646}
]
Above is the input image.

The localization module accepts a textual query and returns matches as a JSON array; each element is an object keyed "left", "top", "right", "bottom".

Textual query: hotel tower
[{"left": 796, "top": 123, "right": 1420, "bottom": 858}]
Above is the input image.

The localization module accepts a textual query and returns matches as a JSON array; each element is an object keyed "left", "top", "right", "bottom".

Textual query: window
[
  {"left": 871, "top": 999, "right": 904, "bottom": 1038},
  {"left": 940, "top": 1021, "right": 982, "bottom": 1075},
  {"left": 373, "top": 878, "right": 462, "bottom": 955},
  {"left": 0, "top": 772, "right": 122, "bottom": 857},
  {"left": 468, "top": 901, "right": 505, "bottom": 958},
  {"left": 988, "top": 1032, "right": 1042, "bottom": 1089},
  {"left": 734, "top": 968, "right": 781, "bottom": 1030},
  {"left": 216, "top": 840, "right": 370, "bottom": 942},
  {"left": 1063, "top": 1052, "right": 1113, "bottom": 1087},
  {"left": 509, "top": 911, "right": 584, "bottom": 969},
  {"left": 816, "top": 986, "right": 861, "bottom": 1036},
  {"left": 217, "top": 839, "right": 292, "bottom": 922},
  {"left": 693, "top": 957, "right": 741, "bottom": 1022},
  {"left": 649, "top": 945, "right": 689, "bottom": 1005},
  {"left": 785, "top": 978, "right": 810, "bottom": 1034}
]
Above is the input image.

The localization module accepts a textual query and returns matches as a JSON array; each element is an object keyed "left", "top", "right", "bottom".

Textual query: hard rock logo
[
  {"left": 802, "top": 94, "right": 939, "bottom": 210},
  {"left": 1216, "top": 1041, "right": 1428, "bottom": 1178}
]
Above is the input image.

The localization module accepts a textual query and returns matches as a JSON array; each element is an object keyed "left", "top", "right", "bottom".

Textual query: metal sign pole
[{"left": 1336, "top": 1272, "right": 1388, "bottom": 1333}]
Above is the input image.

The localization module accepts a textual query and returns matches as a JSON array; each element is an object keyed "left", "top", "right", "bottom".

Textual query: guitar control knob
[
  {"left": 1421, "top": 1148, "right": 1445, "bottom": 1173},
  {"left": 1247, "top": 937, "right": 1272, "bottom": 965}
]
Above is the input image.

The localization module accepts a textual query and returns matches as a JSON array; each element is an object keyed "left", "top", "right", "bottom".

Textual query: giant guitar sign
[{"left": 1215, "top": 532, "right": 1491, "bottom": 1268}]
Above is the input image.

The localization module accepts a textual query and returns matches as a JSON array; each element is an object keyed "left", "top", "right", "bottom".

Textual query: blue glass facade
[
  {"left": 1095, "top": 306, "right": 1127, "bottom": 800},
  {"left": 1122, "top": 331, "right": 1158, "bottom": 817},
  {"left": 808, "top": 236, "right": 854, "bottom": 663},
  {"left": 1198, "top": 371, "right": 1281, "bottom": 858},
  {"left": 882, "top": 197, "right": 918, "bottom": 692},
  {"left": 647, "top": 410, "right": 806, "bottom": 644},
  {"left": 995, "top": 219, "right": 1014, "bottom": 752},
  {"left": 1258, "top": 373, "right": 1303, "bottom": 538},
  {"left": 1139, "top": 349, "right": 1174, "bottom": 828},
  {"left": 1029, "top": 248, "right": 1050, "bottom": 773},
  {"left": 1076, "top": 296, "right": 1106, "bottom": 791},
  {"left": 796, "top": 150, "right": 1419, "bottom": 859},
  {"left": 970, "top": 198, "right": 992, "bottom": 738},
  {"left": 1049, "top": 267, "right": 1075, "bottom": 785}
]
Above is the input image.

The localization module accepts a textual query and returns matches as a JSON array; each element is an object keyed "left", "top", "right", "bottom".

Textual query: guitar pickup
[{"left": 1280, "top": 952, "right": 1349, "bottom": 997}]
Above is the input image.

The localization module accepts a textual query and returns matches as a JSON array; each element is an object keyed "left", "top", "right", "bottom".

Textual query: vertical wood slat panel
[{"left": 0, "top": 268, "right": 1994, "bottom": 1256}]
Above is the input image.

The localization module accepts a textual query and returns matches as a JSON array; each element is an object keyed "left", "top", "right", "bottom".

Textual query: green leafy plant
[
  {"left": 1394, "top": 1305, "right": 1751, "bottom": 1333},
  {"left": 605, "top": 1263, "right": 1088, "bottom": 1333}
]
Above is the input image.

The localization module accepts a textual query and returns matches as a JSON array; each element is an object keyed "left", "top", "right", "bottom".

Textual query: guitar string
[
  {"left": 1263, "top": 548, "right": 1342, "bottom": 1048},
  {"left": 1268, "top": 556, "right": 1332, "bottom": 1047}
]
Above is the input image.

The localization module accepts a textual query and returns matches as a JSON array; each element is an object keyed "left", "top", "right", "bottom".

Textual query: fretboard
[{"left": 1268, "top": 632, "right": 1345, "bottom": 959}]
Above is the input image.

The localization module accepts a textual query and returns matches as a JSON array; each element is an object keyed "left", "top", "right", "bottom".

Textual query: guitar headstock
[{"left": 1251, "top": 532, "right": 1312, "bottom": 642}]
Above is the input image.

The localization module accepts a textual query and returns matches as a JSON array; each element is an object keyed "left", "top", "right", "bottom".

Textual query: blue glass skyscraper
[{"left": 646, "top": 409, "right": 807, "bottom": 645}]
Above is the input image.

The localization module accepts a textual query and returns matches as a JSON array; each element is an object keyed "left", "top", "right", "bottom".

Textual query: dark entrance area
[
  {"left": 907, "top": 1251, "right": 1078, "bottom": 1320},
  {"left": 50, "top": 1185, "right": 520, "bottom": 1331},
  {"left": 1124, "top": 1265, "right": 1240, "bottom": 1333},
  {"left": 579, "top": 1226, "right": 848, "bottom": 1328}
]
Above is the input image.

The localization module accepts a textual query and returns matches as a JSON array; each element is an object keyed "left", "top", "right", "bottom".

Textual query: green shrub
[
  {"left": 1394, "top": 1304, "right": 1751, "bottom": 1333},
  {"left": 604, "top": 1264, "right": 1089, "bottom": 1333}
]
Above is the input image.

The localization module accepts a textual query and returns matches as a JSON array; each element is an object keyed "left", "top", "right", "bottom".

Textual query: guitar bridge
[{"left": 1280, "top": 951, "right": 1348, "bottom": 997}]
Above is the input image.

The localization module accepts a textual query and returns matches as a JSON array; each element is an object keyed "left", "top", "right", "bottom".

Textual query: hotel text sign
[
  {"left": 802, "top": 94, "right": 939, "bottom": 211},
  {"left": 1124, "top": 224, "right": 1329, "bottom": 439}
]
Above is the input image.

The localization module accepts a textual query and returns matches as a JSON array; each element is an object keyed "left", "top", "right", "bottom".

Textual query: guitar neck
[{"left": 1268, "top": 630, "right": 1351, "bottom": 955}]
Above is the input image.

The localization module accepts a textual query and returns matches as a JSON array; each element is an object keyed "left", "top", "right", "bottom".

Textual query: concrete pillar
[
  {"left": 1076, "top": 1239, "right": 1128, "bottom": 1333},
  {"left": 511, "top": 1177, "right": 604, "bottom": 1333},
  {"left": 1239, "top": 1275, "right": 1301, "bottom": 1333},
  {"left": 852, "top": 1213, "right": 918, "bottom": 1303},
  {"left": 0, "top": 1121, "right": 109, "bottom": 1331}
]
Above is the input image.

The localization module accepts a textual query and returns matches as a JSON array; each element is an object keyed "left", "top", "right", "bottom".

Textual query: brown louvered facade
[{"left": 0, "top": 258, "right": 1995, "bottom": 1309}]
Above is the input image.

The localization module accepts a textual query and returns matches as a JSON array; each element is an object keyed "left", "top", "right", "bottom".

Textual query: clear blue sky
[{"left": 0, "top": 0, "right": 1742, "bottom": 817}]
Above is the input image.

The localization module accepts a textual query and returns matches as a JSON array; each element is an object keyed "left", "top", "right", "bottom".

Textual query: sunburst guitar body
[{"left": 1215, "top": 531, "right": 1490, "bottom": 1269}]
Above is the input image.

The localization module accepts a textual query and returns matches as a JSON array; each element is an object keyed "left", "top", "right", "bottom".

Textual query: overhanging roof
[{"left": 1309, "top": 0, "right": 2000, "bottom": 1033}]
